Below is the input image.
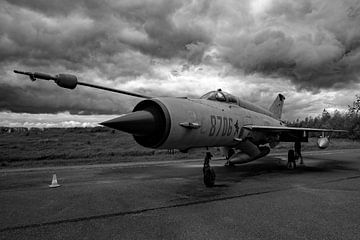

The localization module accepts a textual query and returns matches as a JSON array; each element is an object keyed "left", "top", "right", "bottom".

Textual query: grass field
[{"left": 1, "top": 127, "right": 359, "bottom": 168}]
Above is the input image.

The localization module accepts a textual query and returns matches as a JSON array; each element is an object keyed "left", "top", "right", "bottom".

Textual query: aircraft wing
[{"left": 243, "top": 125, "right": 347, "bottom": 133}]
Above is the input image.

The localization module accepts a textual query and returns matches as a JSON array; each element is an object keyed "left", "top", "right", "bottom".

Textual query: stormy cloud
[
  {"left": 218, "top": 0, "right": 360, "bottom": 91},
  {"left": 0, "top": 0, "right": 359, "bottom": 118}
]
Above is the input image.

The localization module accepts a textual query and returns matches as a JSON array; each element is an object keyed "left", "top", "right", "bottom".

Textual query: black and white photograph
[{"left": 1, "top": 0, "right": 360, "bottom": 239}]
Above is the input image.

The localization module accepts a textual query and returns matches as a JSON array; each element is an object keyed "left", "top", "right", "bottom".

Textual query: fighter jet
[{"left": 14, "top": 70, "right": 346, "bottom": 187}]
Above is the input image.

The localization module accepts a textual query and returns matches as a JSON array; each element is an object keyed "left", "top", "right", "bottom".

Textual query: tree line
[{"left": 287, "top": 95, "right": 360, "bottom": 140}]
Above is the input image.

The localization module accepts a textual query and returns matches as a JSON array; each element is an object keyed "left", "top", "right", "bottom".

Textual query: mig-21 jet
[{"left": 14, "top": 70, "right": 346, "bottom": 187}]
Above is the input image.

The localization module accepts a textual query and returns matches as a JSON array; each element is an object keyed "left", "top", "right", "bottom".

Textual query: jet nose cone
[{"left": 100, "top": 110, "right": 157, "bottom": 136}]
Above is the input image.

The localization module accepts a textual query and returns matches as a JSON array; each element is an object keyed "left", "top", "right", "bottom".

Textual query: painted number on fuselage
[{"left": 209, "top": 115, "right": 233, "bottom": 137}]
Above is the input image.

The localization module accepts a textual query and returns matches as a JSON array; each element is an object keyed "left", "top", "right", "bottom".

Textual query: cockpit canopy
[
  {"left": 200, "top": 89, "right": 276, "bottom": 119},
  {"left": 200, "top": 89, "right": 238, "bottom": 104}
]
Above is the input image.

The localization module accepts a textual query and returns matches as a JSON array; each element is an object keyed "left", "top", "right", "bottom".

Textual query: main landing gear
[
  {"left": 203, "top": 152, "right": 216, "bottom": 187},
  {"left": 287, "top": 142, "right": 304, "bottom": 169}
]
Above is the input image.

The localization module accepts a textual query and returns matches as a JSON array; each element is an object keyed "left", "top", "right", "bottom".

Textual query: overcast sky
[{"left": 1, "top": 0, "right": 359, "bottom": 127}]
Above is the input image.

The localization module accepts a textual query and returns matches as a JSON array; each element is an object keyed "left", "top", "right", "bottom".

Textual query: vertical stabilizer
[{"left": 269, "top": 94, "right": 285, "bottom": 119}]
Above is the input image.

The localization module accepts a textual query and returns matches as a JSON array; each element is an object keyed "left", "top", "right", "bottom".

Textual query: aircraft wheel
[
  {"left": 287, "top": 161, "right": 296, "bottom": 169},
  {"left": 287, "top": 149, "right": 296, "bottom": 169},
  {"left": 203, "top": 167, "right": 216, "bottom": 187}
]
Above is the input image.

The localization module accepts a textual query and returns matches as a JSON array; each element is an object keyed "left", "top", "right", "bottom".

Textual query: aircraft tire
[
  {"left": 287, "top": 149, "right": 296, "bottom": 169},
  {"left": 203, "top": 167, "right": 216, "bottom": 187}
]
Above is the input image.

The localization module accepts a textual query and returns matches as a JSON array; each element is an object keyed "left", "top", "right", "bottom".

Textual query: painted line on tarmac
[{"left": 2, "top": 173, "right": 360, "bottom": 233}]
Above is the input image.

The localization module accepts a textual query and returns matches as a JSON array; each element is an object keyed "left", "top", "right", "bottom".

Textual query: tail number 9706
[{"left": 209, "top": 115, "right": 233, "bottom": 137}]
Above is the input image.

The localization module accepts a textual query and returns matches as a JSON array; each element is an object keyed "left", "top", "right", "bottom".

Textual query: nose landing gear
[{"left": 203, "top": 152, "right": 216, "bottom": 187}]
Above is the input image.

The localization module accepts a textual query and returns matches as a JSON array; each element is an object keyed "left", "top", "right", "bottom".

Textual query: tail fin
[{"left": 269, "top": 94, "right": 285, "bottom": 119}]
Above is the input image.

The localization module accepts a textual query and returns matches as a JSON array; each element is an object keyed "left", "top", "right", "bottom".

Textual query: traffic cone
[{"left": 49, "top": 174, "right": 60, "bottom": 188}]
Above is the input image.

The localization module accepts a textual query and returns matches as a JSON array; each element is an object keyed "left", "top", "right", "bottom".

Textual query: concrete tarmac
[{"left": 1, "top": 149, "right": 360, "bottom": 240}]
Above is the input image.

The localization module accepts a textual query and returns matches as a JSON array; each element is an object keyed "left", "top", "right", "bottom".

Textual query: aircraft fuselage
[{"left": 102, "top": 97, "right": 282, "bottom": 151}]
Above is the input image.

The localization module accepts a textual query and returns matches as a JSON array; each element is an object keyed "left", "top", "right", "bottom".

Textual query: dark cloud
[
  {"left": 1, "top": 0, "right": 359, "bottom": 115},
  {"left": 0, "top": 0, "right": 211, "bottom": 114},
  {"left": 219, "top": 0, "right": 360, "bottom": 91},
  {"left": 0, "top": 0, "right": 211, "bottom": 67}
]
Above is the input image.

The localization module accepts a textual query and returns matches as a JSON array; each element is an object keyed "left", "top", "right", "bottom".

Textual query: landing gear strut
[
  {"left": 203, "top": 152, "right": 216, "bottom": 187},
  {"left": 287, "top": 149, "right": 296, "bottom": 169},
  {"left": 294, "top": 141, "right": 303, "bottom": 165},
  {"left": 224, "top": 148, "right": 235, "bottom": 167}
]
